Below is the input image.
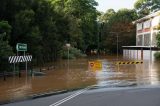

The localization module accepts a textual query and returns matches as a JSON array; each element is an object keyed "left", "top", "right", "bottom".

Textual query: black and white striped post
[
  {"left": 8, "top": 55, "right": 32, "bottom": 64},
  {"left": 9, "top": 55, "right": 32, "bottom": 76}
]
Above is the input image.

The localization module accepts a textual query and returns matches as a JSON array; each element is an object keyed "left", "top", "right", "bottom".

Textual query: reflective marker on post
[{"left": 8, "top": 55, "right": 32, "bottom": 63}]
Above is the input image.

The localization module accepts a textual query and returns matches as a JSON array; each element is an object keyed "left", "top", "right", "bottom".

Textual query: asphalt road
[{"left": 3, "top": 87, "right": 160, "bottom": 106}]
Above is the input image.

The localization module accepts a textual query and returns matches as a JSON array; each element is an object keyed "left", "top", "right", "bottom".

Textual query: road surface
[{"left": 3, "top": 86, "right": 160, "bottom": 106}]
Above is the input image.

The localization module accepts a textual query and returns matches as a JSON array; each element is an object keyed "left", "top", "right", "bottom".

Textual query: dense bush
[
  {"left": 156, "top": 31, "right": 160, "bottom": 47},
  {"left": 60, "top": 47, "right": 86, "bottom": 59},
  {"left": 154, "top": 52, "right": 160, "bottom": 60},
  {"left": 0, "top": 21, "right": 14, "bottom": 72}
]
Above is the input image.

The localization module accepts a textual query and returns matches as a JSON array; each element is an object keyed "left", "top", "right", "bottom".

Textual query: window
[
  {"left": 143, "top": 20, "right": 151, "bottom": 29},
  {"left": 137, "top": 23, "right": 143, "bottom": 30},
  {"left": 144, "top": 33, "right": 150, "bottom": 46},
  {"left": 152, "top": 32, "right": 157, "bottom": 46},
  {"left": 137, "top": 35, "right": 143, "bottom": 46}
]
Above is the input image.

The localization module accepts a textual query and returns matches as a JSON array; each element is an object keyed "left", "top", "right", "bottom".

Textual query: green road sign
[{"left": 16, "top": 43, "right": 27, "bottom": 51}]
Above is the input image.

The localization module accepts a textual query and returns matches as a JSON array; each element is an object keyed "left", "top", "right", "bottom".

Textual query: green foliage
[
  {"left": 52, "top": 0, "right": 98, "bottom": 51},
  {"left": 134, "top": 0, "right": 160, "bottom": 17},
  {"left": 0, "top": 21, "right": 14, "bottom": 72},
  {"left": 100, "top": 9, "right": 138, "bottom": 53},
  {"left": 98, "top": 9, "right": 115, "bottom": 23},
  {"left": 60, "top": 47, "right": 86, "bottom": 59},
  {"left": 154, "top": 52, "right": 160, "bottom": 60},
  {"left": 0, "top": 21, "right": 12, "bottom": 40},
  {"left": 0, "top": 41, "right": 13, "bottom": 72},
  {"left": 156, "top": 31, "right": 160, "bottom": 47},
  {"left": 0, "top": 21, "right": 13, "bottom": 56},
  {"left": 0, "top": 0, "right": 98, "bottom": 66}
]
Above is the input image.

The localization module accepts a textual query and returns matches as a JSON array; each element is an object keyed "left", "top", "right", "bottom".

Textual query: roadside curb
[
  {"left": 0, "top": 87, "right": 87, "bottom": 105},
  {"left": 30, "top": 90, "right": 68, "bottom": 99}
]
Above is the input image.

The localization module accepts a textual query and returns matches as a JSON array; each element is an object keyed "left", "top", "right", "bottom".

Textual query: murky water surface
[{"left": 0, "top": 56, "right": 160, "bottom": 102}]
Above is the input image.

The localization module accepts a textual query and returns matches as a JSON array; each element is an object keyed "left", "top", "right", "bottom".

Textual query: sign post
[
  {"left": 16, "top": 43, "right": 27, "bottom": 52},
  {"left": 16, "top": 43, "right": 28, "bottom": 76}
]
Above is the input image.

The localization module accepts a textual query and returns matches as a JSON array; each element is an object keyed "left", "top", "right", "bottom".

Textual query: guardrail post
[
  {"left": 3, "top": 71, "right": 6, "bottom": 81},
  {"left": 18, "top": 68, "right": 21, "bottom": 78}
]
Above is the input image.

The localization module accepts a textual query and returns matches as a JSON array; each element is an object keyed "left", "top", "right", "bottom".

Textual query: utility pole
[
  {"left": 117, "top": 33, "right": 119, "bottom": 60},
  {"left": 98, "top": 22, "right": 104, "bottom": 59},
  {"left": 110, "top": 32, "right": 119, "bottom": 60}
]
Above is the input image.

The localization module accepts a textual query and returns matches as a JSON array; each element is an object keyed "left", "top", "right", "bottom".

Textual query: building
[
  {"left": 135, "top": 10, "right": 160, "bottom": 47},
  {"left": 123, "top": 10, "right": 160, "bottom": 61}
]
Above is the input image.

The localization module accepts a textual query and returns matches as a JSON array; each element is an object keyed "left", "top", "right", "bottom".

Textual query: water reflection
[
  {"left": 94, "top": 58, "right": 160, "bottom": 88},
  {"left": 0, "top": 56, "right": 160, "bottom": 102}
]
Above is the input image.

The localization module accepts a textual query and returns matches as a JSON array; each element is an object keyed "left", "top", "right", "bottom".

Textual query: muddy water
[
  {"left": 0, "top": 58, "right": 96, "bottom": 102},
  {"left": 0, "top": 56, "right": 160, "bottom": 102}
]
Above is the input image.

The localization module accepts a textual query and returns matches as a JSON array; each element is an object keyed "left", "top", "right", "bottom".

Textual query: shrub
[
  {"left": 60, "top": 47, "right": 86, "bottom": 59},
  {"left": 154, "top": 52, "right": 160, "bottom": 60}
]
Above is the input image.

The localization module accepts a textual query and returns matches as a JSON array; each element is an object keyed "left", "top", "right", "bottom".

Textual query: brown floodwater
[{"left": 0, "top": 56, "right": 160, "bottom": 102}]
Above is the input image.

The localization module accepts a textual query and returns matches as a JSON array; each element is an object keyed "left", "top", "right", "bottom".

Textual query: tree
[
  {"left": 0, "top": 21, "right": 13, "bottom": 56},
  {"left": 0, "top": 21, "right": 13, "bottom": 72},
  {"left": 52, "top": 0, "right": 98, "bottom": 52},
  {"left": 134, "top": 0, "right": 160, "bottom": 17},
  {"left": 156, "top": 25, "right": 160, "bottom": 47},
  {"left": 101, "top": 9, "right": 138, "bottom": 53},
  {"left": 98, "top": 9, "right": 115, "bottom": 23},
  {"left": 157, "top": 32, "right": 160, "bottom": 47},
  {"left": 0, "top": 0, "right": 99, "bottom": 65}
]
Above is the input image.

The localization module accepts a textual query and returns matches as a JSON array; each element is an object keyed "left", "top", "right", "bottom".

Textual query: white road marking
[{"left": 49, "top": 86, "right": 94, "bottom": 106}]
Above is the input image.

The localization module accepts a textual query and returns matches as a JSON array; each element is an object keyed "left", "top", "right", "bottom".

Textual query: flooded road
[{"left": 0, "top": 56, "right": 160, "bottom": 103}]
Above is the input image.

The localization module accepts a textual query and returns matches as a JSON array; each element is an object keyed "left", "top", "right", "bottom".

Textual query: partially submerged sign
[
  {"left": 89, "top": 60, "right": 102, "bottom": 71},
  {"left": 16, "top": 43, "right": 27, "bottom": 51}
]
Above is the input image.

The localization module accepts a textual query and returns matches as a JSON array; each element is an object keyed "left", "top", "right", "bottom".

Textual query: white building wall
[
  {"left": 143, "top": 50, "right": 150, "bottom": 60},
  {"left": 138, "top": 50, "right": 141, "bottom": 60},
  {"left": 136, "top": 15, "right": 160, "bottom": 47},
  {"left": 152, "top": 16, "right": 160, "bottom": 27},
  {"left": 123, "top": 49, "right": 160, "bottom": 61}
]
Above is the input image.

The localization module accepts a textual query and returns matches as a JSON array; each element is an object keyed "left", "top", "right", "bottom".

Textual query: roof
[
  {"left": 122, "top": 46, "right": 160, "bottom": 50},
  {"left": 133, "top": 10, "right": 160, "bottom": 24},
  {"left": 122, "top": 46, "right": 155, "bottom": 48}
]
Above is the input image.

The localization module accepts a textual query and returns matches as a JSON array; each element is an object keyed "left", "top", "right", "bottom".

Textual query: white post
[
  {"left": 13, "top": 63, "right": 15, "bottom": 76},
  {"left": 142, "top": 34, "right": 144, "bottom": 46},
  {"left": 68, "top": 47, "right": 69, "bottom": 66},
  {"left": 110, "top": 32, "right": 119, "bottom": 60},
  {"left": 66, "top": 43, "right": 71, "bottom": 71},
  {"left": 24, "top": 51, "right": 27, "bottom": 75},
  {"left": 26, "top": 61, "right": 27, "bottom": 75},
  {"left": 117, "top": 34, "right": 119, "bottom": 60},
  {"left": 150, "top": 18, "right": 153, "bottom": 62}
]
